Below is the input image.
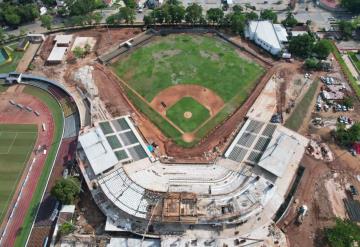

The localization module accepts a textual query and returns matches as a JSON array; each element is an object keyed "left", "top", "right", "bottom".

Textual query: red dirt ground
[
  {"left": 0, "top": 85, "right": 55, "bottom": 246},
  {"left": 71, "top": 28, "right": 142, "bottom": 55},
  {"left": 150, "top": 84, "right": 224, "bottom": 116}
]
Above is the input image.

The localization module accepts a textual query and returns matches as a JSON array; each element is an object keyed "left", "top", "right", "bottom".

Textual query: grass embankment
[
  {"left": 329, "top": 42, "right": 360, "bottom": 98},
  {"left": 285, "top": 80, "right": 319, "bottom": 131},
  {"left": 348, "top": 52, "right": 360, "bottom": 72},
  {"left": 0, "top": 124, "right": 37, "bottom": 224},
  {"left": 0, "top": 45, "right": 24, "bottom": 74},
  {"left": 14, "top": 86, "right": 64, "bottom": 247}
]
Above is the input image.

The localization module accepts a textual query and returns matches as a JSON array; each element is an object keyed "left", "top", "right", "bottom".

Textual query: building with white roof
[
  {"left": 54, "top": 34, "right": 73, "bottom": 47},
  {"left": 47, "top": 35, "right": 73, "bottom": 63},
  {"left": 246, "top": 20, "right": 288, "bottom": 56},
  {"left": 47, "top": 46, "right": 68, "bottom": 64}
]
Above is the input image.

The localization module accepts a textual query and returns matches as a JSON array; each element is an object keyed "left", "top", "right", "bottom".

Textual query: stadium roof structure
[
  {"left": 78, "top": 116, "right": 153, "bottom": 175},
  {"left": 257, "top": 126, "right": 308, "bottom": 177},
  {"left": 225, "top": 118, "right": 308, "bottom": 178},
  {"left": 78, "top": 126, "right": 118, "bottom": 175}
]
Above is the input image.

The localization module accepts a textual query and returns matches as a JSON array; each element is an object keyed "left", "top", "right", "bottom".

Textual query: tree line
[{"left": 105, "top": 0, "right": 284, "bottom": 36}]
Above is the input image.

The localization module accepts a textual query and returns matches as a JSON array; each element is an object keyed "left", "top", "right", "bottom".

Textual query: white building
[{"left": 246, "top": 20, "right": 288, "bottom": 56}]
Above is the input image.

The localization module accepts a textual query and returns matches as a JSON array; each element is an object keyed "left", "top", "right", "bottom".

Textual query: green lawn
[
  {"left": 0, "top": 124, "right": 37, "bottom": 224},
  {"left": 113, "top": 34, "right": 264, "bottom": 102},
  {"left": 114, "top": 34, "right": 265, "bottom": 147},
  {"left": 14, "top": 86, "right": 64, "bottom": 247},
  {"left": 0, "top": 45, "right": 24, "bottom": 74},
  {"left": 349, "top": 52, "right": 360, "bottom": 72},
  {"left": 285, "top": 80, "right": 319, "bottom": 131},
  {"left": 166, "top": 97, "right": 210, "bottom": 132}
]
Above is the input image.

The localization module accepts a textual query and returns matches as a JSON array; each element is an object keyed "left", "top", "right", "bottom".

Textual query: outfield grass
[
  {"left": 114, "top": 34, "right": 265, "bottom": 147},
  {"left": 114, "top": 34, "right": 264, "bottom": 102},
  {"left": 0, "top": 124, "right": 37, "bottom": 224},
  {"left": 0, "top": 45, "right": 24, "bottom": 74},
  {"left": 14, "top": 86, "right": 64, "bottom": 247},
  {"left": 166, "top": 97, "right": 210, "bottom": 132},
  {"left": 285, "top": 80, "right": 319, "bottom": 131}
]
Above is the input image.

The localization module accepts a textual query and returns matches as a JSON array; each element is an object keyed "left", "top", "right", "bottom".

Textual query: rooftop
[
  {"left": 78, "top": 116, "right": 153, "bottom": 175},
  {"left": 47, "top": 46, "right": 67, "bottom": 62},
  {"left": 54, "top": 34, "right": 73, "bottom": 45},
  {"left": 248, "top": 21, "right": 287, "bottom": 50},
  {"left": 257, "top": 126, "right": 308, "bottom": 177},
  {"left": 78, "top": 126, "right": 118, "bottom": 175}
]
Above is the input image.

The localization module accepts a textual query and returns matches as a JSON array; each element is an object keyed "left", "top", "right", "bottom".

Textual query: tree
[
  {"left": 166, "top": 4, "right": 185, "bottom": 23},
  {"left": 143, "top": 14, "right": 155, "bottom": 26},
  {"left": 246, "top": 11, "right": 258, "bottom": 21},
  {"left": 124, "top": 0, "right": 137, "bottom": 9},
  {"left": 51, "top": 177, "right": 81, "bottom": 204},
  {"left": 282, "top": 12, "right": 298, "bottom": 27},
  {"left": 288, "top": 34, "right": 315, "bottom": 58},
  {"left": 339, "top": 20, "right": 355, "bottom": 40},
  {"left": 312, "top": 39, "right": 332, "bottom": 59},
  {"left": 106, "top": 13, "right": 121, "bottom": 24},
  {"left": 206, "top": 8, "right": 224, "bottom": 24},
  {"left": 260, "top": 9, "right": 277, "bottom": 23},
  {"left": 65, "top": 0, "right": 101, "bottom": 16},
  {"left": 232, "top": 5, "right": 243, "bottom": 13},
  {"left": 325, "top": 218, "right": 360, "bottom": 247},
  {"left": 0, "top": 27, "right": 6, "bottom": 44},
  {"left": 334, "top": 122, "right": 360, "bottom": 147},
  {"left": 91, "top": 12, "right": 102, "bottom": 24},
  {"left": 153, "top": 8, "right": 166, "bottom": 24},
  {"left": 18, "top": 4, "right": 39, "bottom": 23},
  {"left": 167, "top": 0, "right": 181, "bottom": 5},
  {"left": 341, "top": 0, "right": 360, "bottom": 14},
  {"left": 4, "top": 12, "right": 21, "bottom": 27},
  {"left": 228, "top": 12, "right": 246, "bottom": 35},
  {"left": 42, "top": 0, "right": 56, "bottom": 6},
  {"left": 59, "top": 222, "right": 76, "bottom": 236},
  {"left": 343, "top": 96, "right": 354, "bottom": 108},
  {"left": 40, "top": 14, "right": 53, "bottom": 30},
  {"left": 119, "top": 7, "right": 135, "bottom": 24},
  {"left": 185, "top": 3, "right": 202, "bottom": 24},
  {"left": 304, "top": 58, "right": 320, "bottom": 70}
]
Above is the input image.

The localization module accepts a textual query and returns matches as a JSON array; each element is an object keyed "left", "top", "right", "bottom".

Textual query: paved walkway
[{"left": 16, "top": 43, "right": 41, "bottom": 73}]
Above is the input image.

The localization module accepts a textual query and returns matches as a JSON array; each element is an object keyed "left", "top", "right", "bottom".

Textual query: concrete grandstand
[{"left": 77, "top": 91, "right": 308, "bottom": 241}]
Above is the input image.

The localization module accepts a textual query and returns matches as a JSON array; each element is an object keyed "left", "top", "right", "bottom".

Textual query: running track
[{"left": 0, "top": 90, "right": 57, "bottom": 246}]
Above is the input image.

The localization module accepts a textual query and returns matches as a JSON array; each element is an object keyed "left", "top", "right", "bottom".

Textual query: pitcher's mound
[{"left": 184, "top": 111, "right": 192, "bottom": 119}]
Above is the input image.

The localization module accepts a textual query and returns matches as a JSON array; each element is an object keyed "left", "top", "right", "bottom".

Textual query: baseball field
[
  {"left": 113, "top": 34, "right": 265, "bottom": 146},
  {"left": 0, "top": 124, "right": 37, "bottom": 223}
]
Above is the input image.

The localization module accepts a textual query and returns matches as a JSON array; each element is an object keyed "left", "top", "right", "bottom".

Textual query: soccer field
[{"left": 0, "top": 124, "right": 37, "bottom": 223}]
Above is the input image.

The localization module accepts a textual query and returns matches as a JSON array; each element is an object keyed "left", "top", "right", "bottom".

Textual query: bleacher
[{"left": 99, "top": 168, "right": 151, "bottom": 219}]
